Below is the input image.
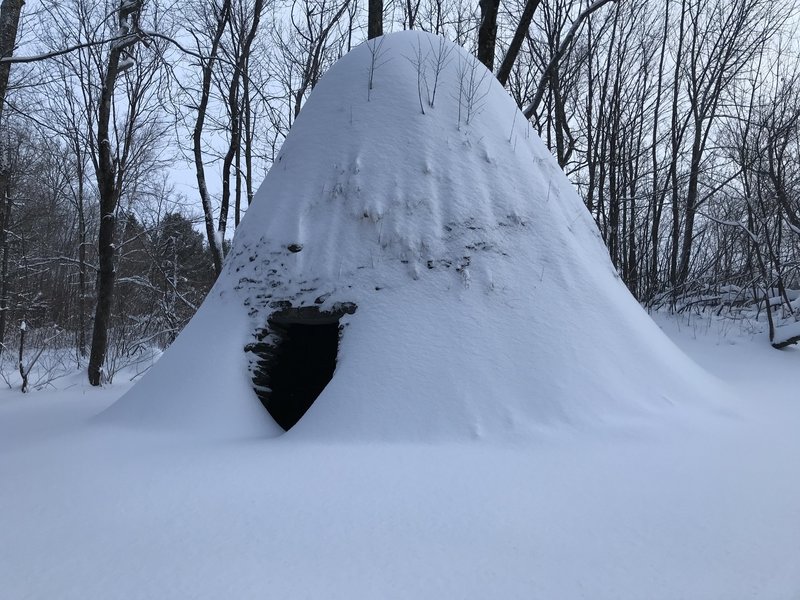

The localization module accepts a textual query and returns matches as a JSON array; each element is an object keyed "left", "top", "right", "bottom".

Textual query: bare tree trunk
[
  {"left": 234, "top": 117, "right": 242, "bottom": 227},
  {"left": 607, "top": 87, "right": 620, "bottom": 267},
  {"left": 404, "top": 0, "right": 420, "bottom": 29},
  {"left": 193, "top": 0, "right": 233, "bottom": 278},
  {"left": 243, "top": 57, "right": 255, "bottom": 211},
  {"left": 648, "top": 0, "right": 670, "bottom": 300},
  {"left": 0, "top": 0, "right": 23, "bottom": 122},
  {"left": 0, "top": 0, "right": 23, "bottom": 359},
  {"left": 676, "top": 125, "right": 704, "bottom": 285},
  {"left": 668, "top": 0, "right": 687, "bottom": 294},
  {"left": 88, "top": 0, "right": 143, "bottom": 386},
  {"left": 17, "top": 320, "right": 26, "bottom": 392},
  {"left": 76, "top": 163, "right": 88, "bottom": 357},
  {"left": 0, "top": 186, "right": 11, "bottom": 357},
  {"left": 219, "top": 0, "right": 263, "bottom": 246},
  {"left": 368, "top": 0, "right": 383, "bottom": 39},
  {"left": 496, "top": 0, "right": 542, "bottom": 87},
  {"left": 583, "top": 12, "right": 598, "bottom": 217},
  {"left": 477, "top": 0, "right": 500, "bottom": 71}
]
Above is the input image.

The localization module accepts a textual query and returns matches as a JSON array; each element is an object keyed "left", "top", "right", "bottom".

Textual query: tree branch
[{"left": 523, "top": 0, "right": 617, "bottom": 120}]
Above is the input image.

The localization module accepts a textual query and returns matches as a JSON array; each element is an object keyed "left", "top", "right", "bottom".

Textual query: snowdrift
[{"left": 102, "top": 31, "right": 718, "bottom": 440}]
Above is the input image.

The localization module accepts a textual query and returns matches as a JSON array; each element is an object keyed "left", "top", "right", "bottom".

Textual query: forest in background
[{"left": 0, "top": 0, "right": 799, "bottom": 388}]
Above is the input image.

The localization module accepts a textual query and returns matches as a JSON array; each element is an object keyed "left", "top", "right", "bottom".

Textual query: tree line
[{"left": 0, "top": 0, "right": 798, "bottom": 388}]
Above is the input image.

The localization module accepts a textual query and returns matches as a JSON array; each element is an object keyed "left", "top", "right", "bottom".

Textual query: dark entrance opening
[
  {"left": 265, "top": 321, "right": 339, "bottom": 430},
  {"left": 246, "top": 303, "right": 356, "bottom": 431}
]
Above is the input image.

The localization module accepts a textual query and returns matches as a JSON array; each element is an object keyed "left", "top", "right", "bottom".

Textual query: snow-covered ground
[
  {"left": 1, "top": 312, "right": 799, "bottom": 600},
  {"left": 3, "top": 31, "right": 799, "bottom": 599}
]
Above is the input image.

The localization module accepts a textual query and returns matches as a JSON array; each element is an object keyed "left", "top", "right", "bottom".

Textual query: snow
[
  {"left": 2, "top": 314, "right": 800, "bottom": 599},
  {"left": 773, "top": 319, "right": 800, "bottom": 347},
  {"left": 104, "top": 30, "right": 719, "bottom": 441},
  {"left": 4, "top": 32, "right": 799, "bottom": 599}
]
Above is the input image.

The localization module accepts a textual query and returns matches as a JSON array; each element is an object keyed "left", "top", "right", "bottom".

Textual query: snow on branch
[{"left": 771, "top": 321, "right": 800, "bottom": 349}]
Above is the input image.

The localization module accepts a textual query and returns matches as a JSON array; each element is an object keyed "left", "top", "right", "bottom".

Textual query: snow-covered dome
[{"left": 102, "top": 31, "right": 718, "bottom": 440}]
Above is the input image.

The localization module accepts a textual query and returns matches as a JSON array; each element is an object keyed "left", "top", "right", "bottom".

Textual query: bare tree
[
  {"left": 0, "top": 0, "right": 23, "bottom": 358},
  {"left": 523, "top": 0, "right": 617, "bottom": 120},
  {"left": 369, "top": 0, "right": 383, "bottom": 38},
  {"left": 0, "top": 0, "right": 22, "bottom": 122},
  {"left": 89, "top": 0, "right": 152, "bottom": 385},
  {"left": 496, "top": 0, "right": 542, "bottom": 87},
  {"left": 216, "top": 0, "right": 267, "bottom": 248},
  {"left": 189, "top": 0, "right": 233, "bottom": 277},
  {"left": 476, "top": 0, "right": 500, "bottom": 70}
]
